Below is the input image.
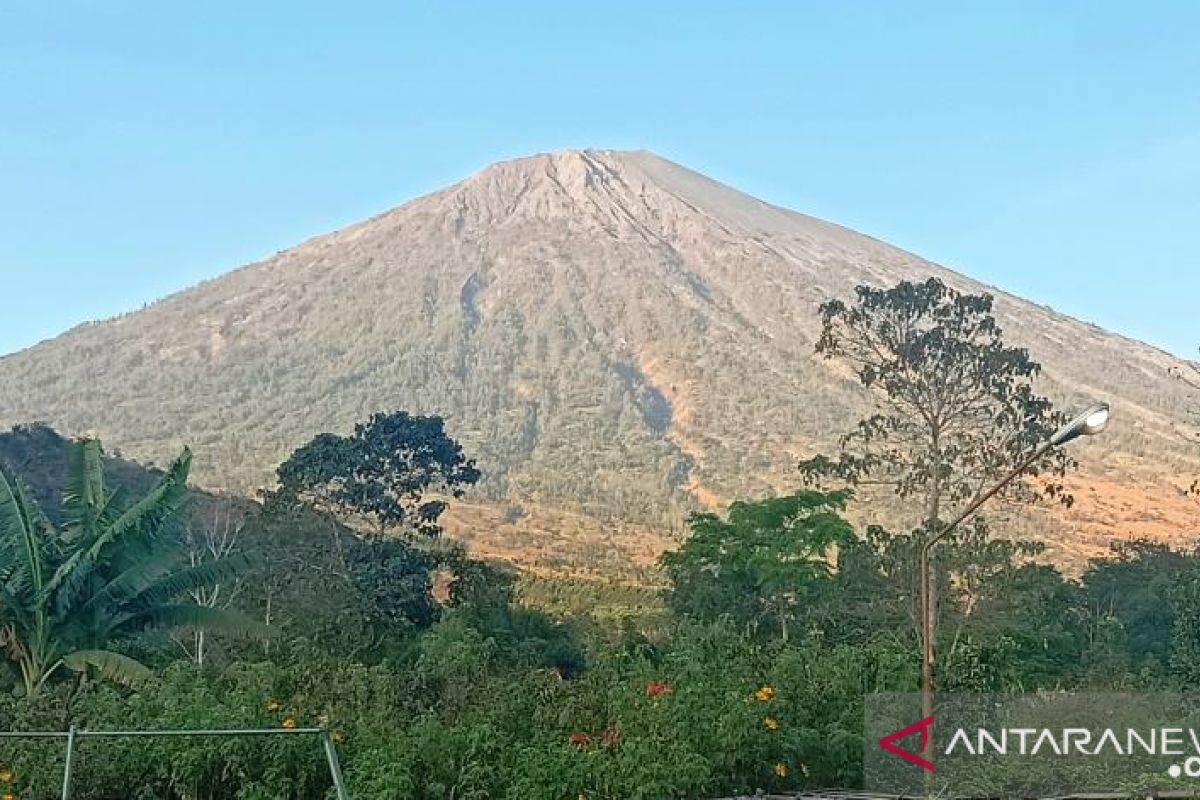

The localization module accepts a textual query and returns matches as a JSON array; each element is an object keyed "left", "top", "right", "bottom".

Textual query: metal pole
[
  {"left": 0, "top": 732, "right": 69, "bottom": 738},
  {"left": 322, "top": 729, "right": 352, "bottom": 800},
  {"left": 919, "top": 544, "right": 934, "bottom": 723},
  {"left": 60, "top": 725, "right": 77, "bottom": 800},
  {"left": 918, "top": 441, "right": 1053, "bottom": 723},
  {"left": 72, "top": 728, "right": 324, "bottom": 737}
]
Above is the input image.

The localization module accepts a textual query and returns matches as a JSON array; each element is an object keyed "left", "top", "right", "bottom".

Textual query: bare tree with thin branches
[{"left": 177, "top": 495, "right": 248, "bottom": 668}]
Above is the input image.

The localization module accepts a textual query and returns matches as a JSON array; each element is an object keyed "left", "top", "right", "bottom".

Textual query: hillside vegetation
[
  {"left": 4, "top": 422, "right": 1200, "bottom": 798},
  {"left": 1, "top": 150, "right": 1196, "bottom": 573}
]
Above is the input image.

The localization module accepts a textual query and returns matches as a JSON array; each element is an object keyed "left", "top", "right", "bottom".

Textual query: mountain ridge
[
  {"left": 2, "top": 148, "right": 1196, "bottom": 576},
  {"left": 7, "top": 149, "right": 1186, "bottom": 363}
]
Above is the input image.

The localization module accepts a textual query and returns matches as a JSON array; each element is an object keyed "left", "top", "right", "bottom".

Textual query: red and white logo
[{"left": 879, "top": 715, "right": 936, "bottom": 772}]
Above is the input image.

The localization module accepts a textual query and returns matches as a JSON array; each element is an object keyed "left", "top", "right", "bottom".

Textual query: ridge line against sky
[
  {"left": 0, "top": 146, "right": 1193, "bottom": 363},
  {"left": 2, "top": 2, "right": 1197, "bottom": 360}
]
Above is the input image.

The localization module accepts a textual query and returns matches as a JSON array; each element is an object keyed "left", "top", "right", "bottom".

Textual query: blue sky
[{"left": 2, "top": 1, "right": 1197, "bottom": 358}]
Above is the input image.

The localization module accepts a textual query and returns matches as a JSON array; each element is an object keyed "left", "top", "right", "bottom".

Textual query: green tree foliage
[
  {"left": 819, "top": 524, "right": 916, "bottom": 644},
  {"left": 5, "top": 498, "right": 1200, "bottom": 798},
  {"left": 7, "top": 424, "right": 1200, "bottom": 798},
  {"left": 345, "top": 536, "right": 441, "bottom": 631},
  {"left": 232, "top": 503, "right": 443, "bottom": 660},
  {"left": 662, "top": 490, "right": 855, "bottom": 641},
  {"left": 945, "top": 548, "right": 1084, "bottom": 689},
  {"left": 429, "top": 546, "right": 586, "bottom": 679},
  {"left": 232, "top": 503, "right": 546, "bottom": 665},
  {"left": 0, "top": 624, "right": 910, "bottom": 800},
  {"left": 1171, "top": 545, "right": 1200, "bottom": 687},
  {"left": 658, "top": 486, "right": 1127, "bottom": 693},
  {"left": 0, "top": 440, "right": 256, "bottom": 696},
  {"left": 1080, "top": 539, "right": 1188, "bottom": 672},
  {"left": 800, "top": 278, "right": 1073, "bottom": 528},
  {"left": 272, "top": 411, "right": 481, "bottom": 537}
]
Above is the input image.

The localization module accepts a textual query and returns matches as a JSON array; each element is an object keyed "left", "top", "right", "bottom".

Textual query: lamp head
[{"left": 1050, "top": 402, "right": 1110, "bottom": 447}]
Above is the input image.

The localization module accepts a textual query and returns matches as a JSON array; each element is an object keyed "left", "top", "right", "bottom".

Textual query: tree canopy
[
  {"left": 272, "top": 411, "right": 481, "bottom": 537},
  {"left": 662, "top": 490, "right": 855, "bottom": 640},
  {"left": 800, "top": 277, "right": 1073, "bottom": 528}
]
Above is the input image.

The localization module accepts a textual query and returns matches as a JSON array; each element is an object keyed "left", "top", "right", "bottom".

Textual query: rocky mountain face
[{"left": 2, "top": 149, "right": 1196, "bottom": 577}]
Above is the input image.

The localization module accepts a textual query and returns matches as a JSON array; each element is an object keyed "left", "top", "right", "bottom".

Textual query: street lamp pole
[{"left": 918, "top": 403, "right": 1111, "bottom": 722}]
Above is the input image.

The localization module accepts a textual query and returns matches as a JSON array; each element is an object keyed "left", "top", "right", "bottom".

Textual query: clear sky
[{"left": 2, "top": 1, "right": 1197, "bottom": 358}]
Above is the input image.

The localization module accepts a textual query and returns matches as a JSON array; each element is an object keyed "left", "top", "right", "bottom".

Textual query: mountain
[
  {"left": 2, "top": 149, "right": 1197, "bottom": 577},
  {"left": 0, "top": 423, "right": 162, "bottom": 518}
]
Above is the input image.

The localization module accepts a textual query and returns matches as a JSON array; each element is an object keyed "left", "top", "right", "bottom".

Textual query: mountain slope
[{"left": 2, "top": 149, "right": 1196, "bottom": 575}]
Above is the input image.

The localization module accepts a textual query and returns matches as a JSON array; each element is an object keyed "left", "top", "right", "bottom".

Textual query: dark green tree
[
  {"left": 235, "top": 502, "right": 447, "bottom": 658},
  {"left": 823, "top": 524, "right": 916, "bottom": 644},
  {"left": 1080, "top": 539, "right": 1188, "bottom": 673},
  {"left": 799, "top": 278, "right": 1074, "bottom": 529},
  {"left": 662, "top": 489, "right": 854, "bottom": 640},
  {"left": 949, "top": 552, "right": 1083, "bottom": 689},
  {"left": 444, "top": 546, "right": 518, "bottom": 613},
  {"left": 272, "top": 411, "right": 481, "bottom": 537},
  {"left": 345, "top": 535, "right": 440, "bottom": 630},
  {"left": 825, "top": 514, "right": 1085, "bottom": 687},
  {"left": 1171, "top": 545, "right": 1200, "bottom": 686}
]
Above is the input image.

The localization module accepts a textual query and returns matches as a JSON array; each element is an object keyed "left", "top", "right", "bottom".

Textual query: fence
[{"left": 0, "top": 726, "right": 351, "bottom": 800}]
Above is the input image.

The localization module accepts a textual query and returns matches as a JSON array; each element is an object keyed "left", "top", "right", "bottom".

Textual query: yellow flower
[
  {"left": 754, "top": 685, "right": 775, "bottom": 702},
  {"left": 265, "top": 698, "right": 281, "bottom": 712},
  {"left": 3, "top": 791, "right": 14, "bottom": 800},
  {"left": 763, "top": 715, "right": 780, "bottom": 731},
  {"left": 331, "top": 731, "right": 346, "bottom": 744},
  {"left": 0, "top": 768, "right": 11, "bottom": 783},
  {"left": 281, "top": 715, "right": 297, "bottom": 729},
  {"left": 774, "top": 762, "right": 789, "bottom": 777}
]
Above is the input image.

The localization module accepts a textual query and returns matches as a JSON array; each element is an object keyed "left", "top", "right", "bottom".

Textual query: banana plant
[{"left": 0, "top": 439, "right": 260, "bottom": 696}]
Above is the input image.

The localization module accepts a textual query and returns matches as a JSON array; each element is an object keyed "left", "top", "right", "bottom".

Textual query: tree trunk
[{"left": 922, "top": 435, "right": 944, "bottom": 722}]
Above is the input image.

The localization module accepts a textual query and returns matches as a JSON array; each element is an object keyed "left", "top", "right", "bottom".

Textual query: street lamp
[{"left": 918, "top": 402, "right": 1110, "bottom": 721}]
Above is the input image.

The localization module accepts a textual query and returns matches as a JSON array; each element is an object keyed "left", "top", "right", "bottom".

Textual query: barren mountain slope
[{"left": 2, "top": 149, "right": 1196, "bottom": 575}]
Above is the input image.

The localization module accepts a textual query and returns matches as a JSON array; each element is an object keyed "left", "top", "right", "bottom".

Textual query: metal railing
[{"left": 0, "top": 726, "right": 351, "bottom": 800}]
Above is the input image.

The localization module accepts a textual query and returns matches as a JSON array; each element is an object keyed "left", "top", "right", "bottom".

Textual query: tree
[
  {"left": 235, "top": 503, "right": 382, "bottom": 657},
  {"left": 345, "top": 535, "right": 441, "bottom": 631},
  {"left": 178, "top": 495, "right": 249, "bottom": 668},
  {"left": 662, "top": 490, "right": 854, "bottom": 640},
  {"left": 0, "top": 439, "right": 257, "bottom": 695},
  {"left": 823, "top": 524, "right": 917, "bottom": 644},
  {"left": 236, "top": 500, "right": 456, "bottom": 660},
  {"left": 272, "top": 411, "right": 481, "bottom": 538},
  {"left": 799, "top": 278, "right": 1073, "bottom": 529},
  {"left": 1171, "top": 545, "right": 1200, "bottom": 686},
  {"left": 1081, "top": 539, "right": 1188, "bottom": 672},
  {"left": 950, "top": 552, "right": 1083, "bottom": 688}
]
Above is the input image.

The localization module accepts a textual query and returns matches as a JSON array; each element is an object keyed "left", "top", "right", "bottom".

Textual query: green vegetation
[
  {"left": 0, "top": 278, "right": 1197, "bottom": 797},
  {"left": 662, "top": 489, "right": 854, "bottom": 641},
  {"left": 0, "top": 440, "right": 256, "bottom": 697},
  {"left": 3, "top": 425, "right": 1200, "bottom": 798},
  {"left": 271, "top": 411, "right": 481, "bottom": 538}
]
